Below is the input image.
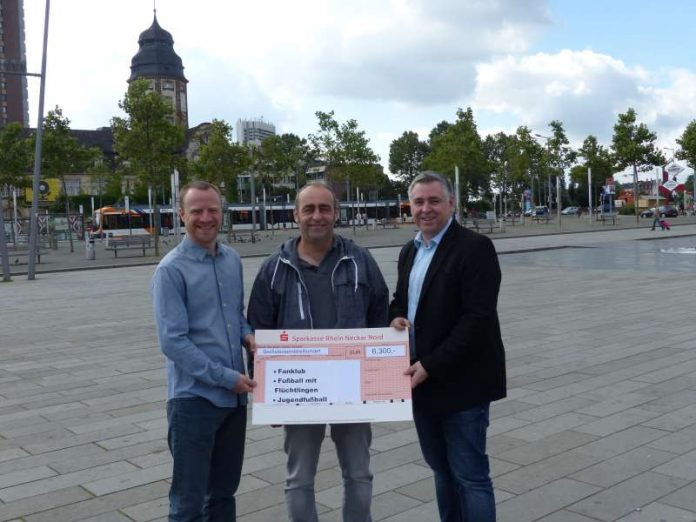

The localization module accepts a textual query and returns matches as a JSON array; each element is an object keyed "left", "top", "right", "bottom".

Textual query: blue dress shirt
[
  {"left": 152, "top": 236, "right": 253, "bottom": 408},
  {"left": 407, "top": 217, "right": 452, "bottom": 357}
]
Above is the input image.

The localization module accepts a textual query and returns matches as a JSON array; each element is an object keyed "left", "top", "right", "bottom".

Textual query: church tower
[{"left": 129, "top": 12, "right": 188, "bottom": 127}]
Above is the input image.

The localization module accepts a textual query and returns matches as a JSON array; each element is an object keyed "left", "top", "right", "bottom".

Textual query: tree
[
  {"left": 389, "top": 131, "right": 429, "bottom": 185},
  {"left": 112, "top": 79, "right": 185, "bottom": 254},
  {"left": 31, "top": 107, "right": 97, "bottom": 253},
  {"left": 540, "top": 120, "right": 576, "bottom": 208},
  {"left": 308, "top": 111, "right": 381, "bottom": 191},
  {"left": 422, "top": 107, "right": 490, "bottom": 206},
  {"left": 676, "top": 120, "right": 696, "bottom": 212},
  {"left": 571, "top": 135, "right": 613, "bottom": 207},
  {"left": 258, "top": 133, "right": 312, "bottom": 197},
  {"left": 428, "top": 121, "right": 451, "bottom": 143},
  {"left": 86, "top": 155, "right": 121, "bottom": 209},
  {"left": 611, "top": 108, "right": 665, "bottom": 221},
  {"left": 515, "top": 126, "right": 546, "bottom": 207},
  {"left": 193, "top": 119, "right": 250, "bottom": 202},
  {"left": 483, "top": 131, "right": 533, "bottom": 213},
  {"left": 0, "top": 122, "right": 31, "bottom": 280}
]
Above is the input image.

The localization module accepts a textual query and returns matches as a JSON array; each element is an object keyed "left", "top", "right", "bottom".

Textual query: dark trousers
[
  {"left": 413, "top": 404, "right": 495, "bottom": 522},
  {"left": 167, "top": 397, "right": 247, "bottom": 521}
]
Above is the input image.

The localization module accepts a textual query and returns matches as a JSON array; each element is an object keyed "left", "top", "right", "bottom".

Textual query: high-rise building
[
  {"left": 129, "top": 12, "right": 188, "bottom": 127},
  {"left": 0, "top": 0, "right": 29, "bottom": 128},
  {"left": 236, "top": 118, "right": 275, "bottom": 146}
]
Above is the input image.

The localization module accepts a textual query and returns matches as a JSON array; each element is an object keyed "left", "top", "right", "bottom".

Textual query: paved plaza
[{"left": 2, "top": 224, "right": 696, "bottom": 521}]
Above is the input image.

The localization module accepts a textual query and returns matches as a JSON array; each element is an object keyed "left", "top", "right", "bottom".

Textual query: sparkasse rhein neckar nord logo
[{"left": 280, "top": 331, "right": 289, "bottom": 342}]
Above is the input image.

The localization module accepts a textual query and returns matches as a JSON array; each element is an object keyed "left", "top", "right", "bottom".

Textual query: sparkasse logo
[{"left": 280, "top": 331, "right": 289, "bottom": 342}]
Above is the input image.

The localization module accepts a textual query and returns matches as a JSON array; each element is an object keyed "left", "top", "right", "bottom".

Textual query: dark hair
[
  {"left": 179, "top": 181, "right": 221, "bottom": 207},
  {"left": 408, "top": 171, "right": 453, "bottom": 200},
  {"left": 295, "top": 181, "right": 339, "bottom": 210}
]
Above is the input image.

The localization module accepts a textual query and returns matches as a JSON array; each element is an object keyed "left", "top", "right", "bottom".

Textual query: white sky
[{"left": 21, "top": 0, "right": 696, "bottom": 182}]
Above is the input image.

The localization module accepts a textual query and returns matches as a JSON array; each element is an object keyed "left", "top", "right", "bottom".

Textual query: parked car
[
  {"left": 524, "top": 207, "right": 534, "bottom": 217},
  {"left": 658, "top": 205, "right": 678, "bottom": 218},
  {"left": 532, "top": 206, "right": 549, "bottom": 216},
  {"left": 640, "top": 208, "right": 656, "bottom": 218},
  {"left": 561, "top": 206, "right": 580, "bottom": 215}
]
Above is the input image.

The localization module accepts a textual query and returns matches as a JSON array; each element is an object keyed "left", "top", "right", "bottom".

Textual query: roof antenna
[{"left": 153, "top": 0, "right": 157, "bottom": 18}]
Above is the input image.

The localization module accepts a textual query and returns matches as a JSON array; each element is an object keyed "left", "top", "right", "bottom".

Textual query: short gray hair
[{"left": 408, "top": 171, "right": 453, "bottom": 200}]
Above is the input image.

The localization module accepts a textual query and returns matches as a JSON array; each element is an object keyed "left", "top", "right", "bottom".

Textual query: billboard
[{"left": 25, "top": 178, "right": 61, "bottom": 202}]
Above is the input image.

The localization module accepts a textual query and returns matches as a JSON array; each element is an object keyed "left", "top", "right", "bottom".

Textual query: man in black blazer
[{"left": 390, "top": 171, "right": 506, "bottom": 522}]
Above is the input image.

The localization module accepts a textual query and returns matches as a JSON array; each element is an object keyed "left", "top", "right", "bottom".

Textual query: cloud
[
  {"left": 471, "top": 48, "right": 696, "bottom": 159},
  {"left": 305, "top": 0, "right": 551, "bottom": 104},
  {"left": 472, "top": 50, "right": 651, "bottom": 143}
]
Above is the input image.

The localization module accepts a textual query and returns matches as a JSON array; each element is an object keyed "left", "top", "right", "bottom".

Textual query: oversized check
[{"left": 251, "top": 328, "right": 412, "bottom": 425}]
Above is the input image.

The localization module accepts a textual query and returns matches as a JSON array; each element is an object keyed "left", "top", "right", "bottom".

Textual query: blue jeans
[
  {"left": 413, "top": 404, "right": 495, "bottom": 522},
  {"left": 167, "top": 397, "right": 247, "bottom": 522},
  {"left": 284, "top": 423, "right": 372, "bottom": 522}
]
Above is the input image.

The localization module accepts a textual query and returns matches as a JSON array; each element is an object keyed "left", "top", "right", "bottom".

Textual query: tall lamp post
[
  {"left": 26, "top": 0, "right": 51, "bottom": 280},
  {"left": 0, "top": 1, "right": 50, "bottom": 280},
  {"left": 535, "top": 133, "right": 553, "bottom": 213}
]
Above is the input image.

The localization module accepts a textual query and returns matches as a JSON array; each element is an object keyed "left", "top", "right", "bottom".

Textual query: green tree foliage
[
  {"left": 570, "top": 135, "right": 613, "bottom": 207},
  {"left": 0, "top": 122, "right": 31, "bottom": 275},
  {"left": 514, "top": 126, "right": 546, "bottom": 206},
  {"left": 422, "top": 107, "right": 490, "bottom": 203},
  {"left": 258, "top": 133, "right": 312, "bottom": 197},
  {"left": 546, "top": 120, "right": 576, "bottom": 172},
  {"left": 111, "top": 79, "right": 185, "bottom": 198},
  {"left": 539, "top": 120, "right": 576, "bottom": 207},
  {"left": 193, "top": 119, "right": 250, "bottom": 202},
  {"left": 483, "top": 131, "right": 533, "bottom": 211},
  {"left": 86, "top": 158, "right": 121, "bottom": 208},
  {"left": 112, "top": 79, "right": 185, "bottom": 253},
  {"left": 31, "top": 107, "right": 98, "bottom": 251},
  {"left": 428, "top": 121, "right": 451, "bottom": 143},
  {"left": 37, "top": 107, "right": 96, "bottom": 180},
  {"left": 676, "top": 120, "right": 696, "bottom": 202},
  {"left": 611, "top": 108, "right": 665, "bottom": 219},
  {"left": 388, "top": 131, "right": 429, "bottom": 185},
  {"left": 308, "top": 111, "right": 381, "bottom": 190},
  {"left": 0, "top": 122, "right": 31, "bottom": 191}
]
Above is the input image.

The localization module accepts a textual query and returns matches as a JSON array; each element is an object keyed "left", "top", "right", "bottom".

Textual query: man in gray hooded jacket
[{"left": 248, "top": 181, "right": 389, "bottom": 522}]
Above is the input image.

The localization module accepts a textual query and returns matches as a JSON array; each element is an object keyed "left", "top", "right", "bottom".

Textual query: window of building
[{"left": 64, "top": 179, "right": 81, "bottom": 196}]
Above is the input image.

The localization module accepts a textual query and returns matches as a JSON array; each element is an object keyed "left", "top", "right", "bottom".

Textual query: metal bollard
[{"left": 85, "top": 235, "right": 95, "bottom": 260}]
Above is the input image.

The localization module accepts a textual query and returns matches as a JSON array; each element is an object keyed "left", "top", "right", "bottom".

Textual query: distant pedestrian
[{"left": 651, "top": 212, "right": 661, "bottom": 231}]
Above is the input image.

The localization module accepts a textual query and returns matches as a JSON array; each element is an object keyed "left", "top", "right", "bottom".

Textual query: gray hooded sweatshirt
[{"left": 247, "top": 235, "right": 389, "bottom": 331}]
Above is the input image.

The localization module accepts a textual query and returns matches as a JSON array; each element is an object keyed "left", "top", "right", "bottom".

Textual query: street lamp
[
  {"left": 0, "top": 0, "right": 51, "bottom": 281},
  {"left": 534, "top": 133, "right": 553, "bottom": 212}
]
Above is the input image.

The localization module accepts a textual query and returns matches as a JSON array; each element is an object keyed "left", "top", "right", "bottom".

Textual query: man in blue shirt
[
  {"left": 152, "top": 181, "right": 256, "bottom": 521},
  {"left": 390, "top": 171, "right": 506, "bottom": 522}
]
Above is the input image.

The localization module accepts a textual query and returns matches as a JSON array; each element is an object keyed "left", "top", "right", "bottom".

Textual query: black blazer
[{"left": 389, "top": 220, "right": 506, "bottom": 414}]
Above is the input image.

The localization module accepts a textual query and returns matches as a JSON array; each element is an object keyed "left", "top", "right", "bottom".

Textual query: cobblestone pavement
[{"left": 2, "top": 225, "right": 696, "bottom": 520}]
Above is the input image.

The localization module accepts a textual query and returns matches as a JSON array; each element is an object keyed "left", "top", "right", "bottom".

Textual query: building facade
[
  {"left": 0, "top": 0, "right": 29, "bottom": 128},
  {"left": 236, "top": 118, "right": 275, "bottom": 146},
  {"left": 129, "top": 13, "right": 188, "bottom": 127}
]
